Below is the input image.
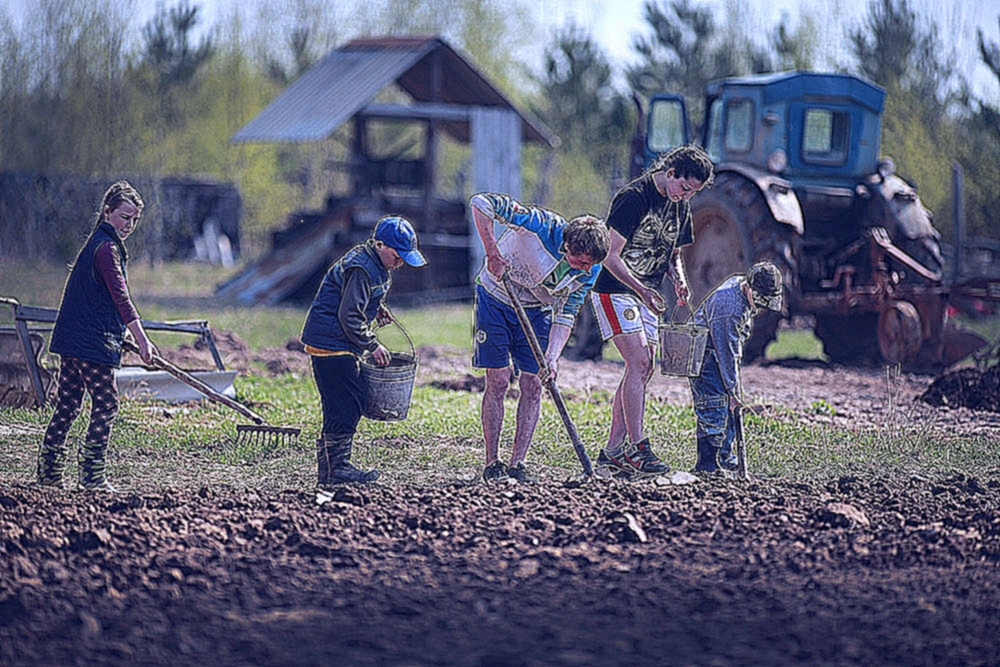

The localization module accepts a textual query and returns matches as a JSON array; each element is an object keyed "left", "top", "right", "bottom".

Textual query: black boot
[
  {"left": 316, "top": 437, "right": 333, "bottom": 486},
  {"left": 320, "top": 436, "right": 379, "bottom": 486},
  {"left": 693, "top": 437, "right": 718, "bottom": 473},
  {"left": 79, "top": 440, "right": 116, "bottom": 492}
]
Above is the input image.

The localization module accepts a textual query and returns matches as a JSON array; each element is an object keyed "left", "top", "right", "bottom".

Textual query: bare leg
[
  {"left": 482, "top": 367, "right": 511, "bottom": 465},
  {"left": 612, "top": 332, "right": 654, "bottom": 446},
  {"left": 509, "top": 371, "right": 542, "bottom": 466},
  {"left": 606, "top": 379, "right": 627, "bottom": 451}
]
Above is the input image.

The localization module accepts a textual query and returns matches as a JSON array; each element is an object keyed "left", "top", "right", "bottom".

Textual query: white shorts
[{"left": 590, "top": 292, "right": 659, "bottom": 345}]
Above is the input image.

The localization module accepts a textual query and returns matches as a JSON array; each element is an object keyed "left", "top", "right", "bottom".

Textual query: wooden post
[{"left": 952, "top": 163, "right": 965, "bottom": 282}]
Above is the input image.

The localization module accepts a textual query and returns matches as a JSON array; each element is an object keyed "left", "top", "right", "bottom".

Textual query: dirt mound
[
  {"left": 2, "top": 473, "right": 999, "bottom": 666},
  {"left": 919, "top": 364, "right": 1000, "bottom": 413},
  {"left": 132, "top": 329, "right": 313, "bottom": 379}
]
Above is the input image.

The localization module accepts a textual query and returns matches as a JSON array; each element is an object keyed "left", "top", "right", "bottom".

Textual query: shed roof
[{"left": 231, "top": 35, "right": 555, "bottom": 146}]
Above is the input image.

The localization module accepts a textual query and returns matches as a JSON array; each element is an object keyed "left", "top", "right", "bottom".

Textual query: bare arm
[
  {"left": 541, "top": 322, "right": 573, "bottom": 382},
  {"left": 602, "top": 229, "right": 667, "bottom": 313},
  {"left": 472, "top": 204, "right": 509, "bottom": 279},
  {"left": 667, "top": 248, "right": 691, "bottom": 307}
]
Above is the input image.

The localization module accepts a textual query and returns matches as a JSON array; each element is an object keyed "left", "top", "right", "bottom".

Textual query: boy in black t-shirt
[{"left": 590, "top": 145, "right": 714, "bottom": 479}]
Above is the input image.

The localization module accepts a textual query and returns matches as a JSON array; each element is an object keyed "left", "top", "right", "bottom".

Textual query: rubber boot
[
  {"left": 36, "top": 441, "right": 67, "bottom": 488},
  {"left": 321, "top": 436, "right": 379, "bottom": 486},
  {"left": 717, "top": 438, "right": 739, "bottom": 472},
  {"left": 316, "top": 437, "right": 333, "bottom": 486},
  {"left": 79, "top": 440, "right": 116, "bottom": 492},
  {"left": 693, "top": 437, "right": 718, "bottom": 473}
]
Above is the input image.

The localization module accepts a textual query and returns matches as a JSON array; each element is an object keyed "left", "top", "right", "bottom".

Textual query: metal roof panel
[{"left": 231, "top": 36, "right": 555, "bottom": 146}]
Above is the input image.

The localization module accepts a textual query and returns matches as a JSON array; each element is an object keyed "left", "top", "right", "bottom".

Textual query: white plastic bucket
[{"left": 658, "top": 322, "right": 709, "bottom": 377}]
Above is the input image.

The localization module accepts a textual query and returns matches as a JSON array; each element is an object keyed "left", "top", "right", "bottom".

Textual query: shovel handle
[
  {"left": 734, "top": 405, "right": 748, "bottom": 480},
  {"left": 500, "top": 274, "right": 594, "bottom": 476}
]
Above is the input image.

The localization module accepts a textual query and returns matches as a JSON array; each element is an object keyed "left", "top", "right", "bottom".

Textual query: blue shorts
[{"left": 473, "top": 284, "right": 550, "bottom": 374}]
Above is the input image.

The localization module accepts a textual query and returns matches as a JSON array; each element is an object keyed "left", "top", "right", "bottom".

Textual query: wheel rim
[{"left": 877, "top": 301, "right": 922, "bottom": 364}]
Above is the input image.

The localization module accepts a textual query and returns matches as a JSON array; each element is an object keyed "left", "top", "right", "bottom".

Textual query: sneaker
[
  {"left": 482, "top": 460, "right": 509, "bottom": 482},
  {"left": 507, "top": 462, "right": 537, "bottom": 484},
  {"left": 596, "top": 447, "right": 633, "bottom": 479},
  {"left": 622, "top": 438, "right": 671, "bottom": 477}
]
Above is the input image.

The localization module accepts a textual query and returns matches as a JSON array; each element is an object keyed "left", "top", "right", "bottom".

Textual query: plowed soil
[
  {"left": 2, "top": 474, "right": 999, "bottom": 666},
  {"left": 3, "top": 334, "right": 1000, "bottom": 665}
]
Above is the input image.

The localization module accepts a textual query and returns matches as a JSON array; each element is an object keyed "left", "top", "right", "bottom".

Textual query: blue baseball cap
[{"left": 373, "top": 216, "right": 427, "bottom": 267}]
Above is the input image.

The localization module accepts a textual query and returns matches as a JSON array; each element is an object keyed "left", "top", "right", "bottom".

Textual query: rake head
[{"left": 234, "top": 423, "right": 301, "bottom": 450}]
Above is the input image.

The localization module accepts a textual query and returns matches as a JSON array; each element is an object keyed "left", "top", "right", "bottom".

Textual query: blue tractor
[{"left": 629, "top": 71, "right": 983, "bottom": 369}]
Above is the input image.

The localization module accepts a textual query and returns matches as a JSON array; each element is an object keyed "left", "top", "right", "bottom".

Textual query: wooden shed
[{"left": 219, "top": 35, "right": 556, "bottom": 306}]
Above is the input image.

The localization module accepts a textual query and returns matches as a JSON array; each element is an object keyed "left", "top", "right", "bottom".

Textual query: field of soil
[{"left": 3, "top": 336, "right": 1000, "bottom": 665}]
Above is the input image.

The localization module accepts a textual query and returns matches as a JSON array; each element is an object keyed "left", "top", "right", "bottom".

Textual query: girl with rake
[{"left": 37, "top": 181, "right": 156, "bottom": 492}]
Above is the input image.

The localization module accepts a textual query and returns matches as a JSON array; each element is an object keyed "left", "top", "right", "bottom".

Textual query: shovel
[
  {"left": 500, "top": 274, "right": 594, "bottom": 477},
  {"left": 734, "top": 404, "right": 748, "bottom": 480},
  {"left": 123, "top": 340, "right": 300, "bottom": 448}
]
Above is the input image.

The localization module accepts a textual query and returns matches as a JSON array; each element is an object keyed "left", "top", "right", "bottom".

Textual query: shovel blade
[{"left": 941, "top": 329, "right": 988, "bottom": 367}]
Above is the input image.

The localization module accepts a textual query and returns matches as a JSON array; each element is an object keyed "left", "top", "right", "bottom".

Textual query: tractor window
[
  {"left": 647, "top": 98, "right": 687, "bottom": 153},
  {"left": 802, "top": 108, "right": 849, "bottom": 164},
  {"left": 704, "top": 99, "right": 724, "bottom": 162},
  {"left": 724, "top": 98, "right": 753, "bottom": 153}
]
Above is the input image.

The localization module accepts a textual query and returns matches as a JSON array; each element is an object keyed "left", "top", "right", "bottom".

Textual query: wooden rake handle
[
  {"left": 123, "top": 340, "right": 267, "bottom": 425},
  {"left": 500, "top": 274, "right": 594, "bottom": 477}
]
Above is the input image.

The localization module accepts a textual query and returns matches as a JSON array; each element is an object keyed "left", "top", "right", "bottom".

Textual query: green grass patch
[
  {"left": 3, "top": 259, "right": 1000, "bottom": 490},
  {"left": 766, "top": 326, "right": 826, "bottom": 361},
  {"left": 5, "top": 377, "right": 999, "bottom": 490}
]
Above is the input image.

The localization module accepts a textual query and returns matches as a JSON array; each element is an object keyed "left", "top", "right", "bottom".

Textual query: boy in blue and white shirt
[
  {"left": 471, "top": 192, "right": 610, "bottom": 483},
  {"left": 689, "top": 261, "right": 783, "bottom": 474}
]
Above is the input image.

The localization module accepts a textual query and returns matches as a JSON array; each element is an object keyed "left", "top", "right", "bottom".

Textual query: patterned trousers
[{"left": 37, "top": 357, "right": 119, "bottom": 485}]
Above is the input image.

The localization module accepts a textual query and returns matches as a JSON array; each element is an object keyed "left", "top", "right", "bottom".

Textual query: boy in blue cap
[{"left": 301, "top": 216, "right": 427, "bottom": 486}]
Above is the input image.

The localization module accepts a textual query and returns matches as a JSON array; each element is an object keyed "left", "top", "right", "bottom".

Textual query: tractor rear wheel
[
  {"left": 814, "top": 313, "right": 881, "bottom": 365},
  {"left": 683, "top": 172, "right": 799, "bottom": 361}
]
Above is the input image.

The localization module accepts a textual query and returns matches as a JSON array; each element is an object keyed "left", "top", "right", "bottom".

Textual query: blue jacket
[
  {"left": 472, "top": 192, "right": 601, "bottom": 328},
  {"left": 301, "top": 242, "right": 390, "bottom": 355},
  {"left": 692, "top": 276, "right": 755, "bottom": 396},
  {"left": 50, "top": 223, "right": 130, "bottom": 367}
]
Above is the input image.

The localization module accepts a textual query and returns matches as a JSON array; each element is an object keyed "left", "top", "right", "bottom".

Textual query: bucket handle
[
  {"left": 388, "top": 317, "right": 416, "bottom": 359},
  {"left": 661, "top": 302, "right": 690, "bottom": 327},
  {"left": 371, "top": 309, "right": 416, "bottom": 359}
]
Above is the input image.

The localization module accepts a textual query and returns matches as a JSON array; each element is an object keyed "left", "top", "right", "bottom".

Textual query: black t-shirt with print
[{"left": 594, "top": 173, "right": 694, "bottom": 295}]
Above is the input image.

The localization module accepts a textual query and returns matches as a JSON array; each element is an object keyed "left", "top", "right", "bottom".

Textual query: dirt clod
[{"left": 919, "top": 363, "right": 1000, "bottom": 412}]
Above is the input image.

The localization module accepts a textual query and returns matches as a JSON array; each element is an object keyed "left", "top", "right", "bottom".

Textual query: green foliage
[
  {"left": 879, "top": 89, "right": 954, "bottom": 234},
  {"left": 533, "top": 24, "right": 632, "bottom": 178},
  {"left": 809, "top": 399, "right": 836, "bottom": 417},
  {"left": 543, "top": 146, "right": 615, "bottom": 222},
  {"left": 141, "top": 1, "right": 215, "bottom": 95},
  {"left": 844, "top": 1, "right": 967, "bottom": 238},
  {"left": 626, "top": 0, "right": 772, "bottom": 132},
  {"left": 771, "top": 14, "right": 818, "bottom": 71}
]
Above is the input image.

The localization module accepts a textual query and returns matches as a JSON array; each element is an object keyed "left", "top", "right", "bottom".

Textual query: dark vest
[
  {"left": 49, "top": 223, "right": 129, "bottom": 367},
  {"left": 301, "top": 242, "right": 390, "bottom": 354}
]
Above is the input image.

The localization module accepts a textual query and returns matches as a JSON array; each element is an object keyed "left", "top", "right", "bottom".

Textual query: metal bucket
[
  {"left": 360, "top": 320, "right": 418, "bottom": 421},
  {"left": 658, "top": 322, "right": 709, "bottom": 377}
]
